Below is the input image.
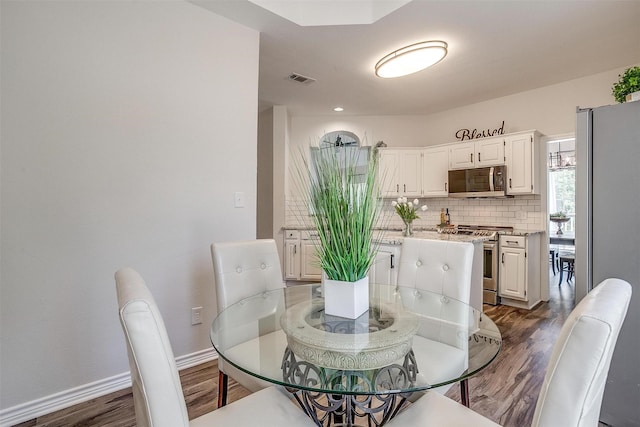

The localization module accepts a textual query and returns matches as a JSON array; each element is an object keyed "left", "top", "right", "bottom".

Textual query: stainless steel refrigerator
[{"left": 576, "top": 100, "right": 640, "bottom": 426}]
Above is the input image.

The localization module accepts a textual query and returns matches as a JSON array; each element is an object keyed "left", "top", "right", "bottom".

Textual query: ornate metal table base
[{"left": 281, "top": 347, "right": 418, "bottom": 426}]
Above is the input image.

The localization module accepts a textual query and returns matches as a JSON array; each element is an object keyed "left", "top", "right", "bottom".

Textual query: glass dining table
[{"left": 210, "top": 283, "right": 501, "bottom": 426}]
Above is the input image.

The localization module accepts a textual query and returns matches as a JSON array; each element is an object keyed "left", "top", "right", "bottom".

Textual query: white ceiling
[{"left": 192, "top": 0, "right": 640, "bottom": 117}]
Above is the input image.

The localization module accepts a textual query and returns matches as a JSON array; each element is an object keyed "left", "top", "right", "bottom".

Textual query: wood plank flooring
[{"left": 13, "top": 275, "right": 582, "bottom": 427}]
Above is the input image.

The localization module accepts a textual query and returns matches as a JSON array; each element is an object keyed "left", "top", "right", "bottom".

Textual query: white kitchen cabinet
[
  {"left": 449, "top": 138, "right": 505, "bottom": 169},
  {"left": 448, "top": 142, "right": 475, "bottom": 169},
  {"left": 505, "top": 131, "right": 539, "bottom": 195},
  {"left": 421, "top": 145, "right": 449, "bottom": 197},
  {"left": 284, "top": 240, "right": 300, "bottom": 280},
  {"left": 368, "top": 244, "right": 401, "bottom": 286},
  {"left": 378, "top": 148, "right": 422, "bottom": 197},
  {"left": 476, "top": 137, "right": 505, "bottom": 167},
  {"left": 499, "top": 234, "right": 541, "bottom": 309},
  {"left": 284, "top": 229, "right": 321, "bottom": 282},
  {"left": 300, "top": 238, "right": 322, "bottom": 280}
]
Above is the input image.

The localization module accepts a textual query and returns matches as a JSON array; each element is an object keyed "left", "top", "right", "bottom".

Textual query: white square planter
[{"left": 323, "top": 276, "right": 369, "bottom": 319}]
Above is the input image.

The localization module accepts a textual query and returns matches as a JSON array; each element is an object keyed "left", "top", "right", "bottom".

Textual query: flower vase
[
  {"left": 323, "top": 276, "right": 369, "bottom": 319},
  {"left": 403, "top": 220, "right": 413, "bottom": 237}
]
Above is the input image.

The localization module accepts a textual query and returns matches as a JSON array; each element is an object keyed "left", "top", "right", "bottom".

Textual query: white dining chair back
[
  {"left": 211, "top": 239, "right": 284, "bottom": 311},
  {"left": 397, "top": 237, "right": 474, "bottom": 303},
  {"left": 387, "top": 277, "right": 633, "bottom": 427},
  {"left": 531, "top": 277, "right": 632, "bottom": 427},
  {"left": 115, "top": 267, "right": 314, "bottom": 427},
  {"left": 210, "top": 239, "right": 284, "bottom": 406},
  {"left": 116, "top": 267, "right": 188, "bottom": 426},
  {"left": 395, "top": 238, "right": 475, "bottom": 399}
]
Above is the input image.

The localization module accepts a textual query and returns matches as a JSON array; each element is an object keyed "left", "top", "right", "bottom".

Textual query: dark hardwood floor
[{"left": 13, "top": 271, "right": 579, "bottom": 427}]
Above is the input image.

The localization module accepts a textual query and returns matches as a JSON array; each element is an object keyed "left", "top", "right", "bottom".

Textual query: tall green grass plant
[{"left": 294, "top": 146, "right": 384, "bottom": 282}]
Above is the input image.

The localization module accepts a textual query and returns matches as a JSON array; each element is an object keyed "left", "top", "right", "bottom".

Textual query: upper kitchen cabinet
[
  {"left": 378, "top": 148, "right": 422, "bottom": 197},
  {"left": 422, "top": 145, "right": 449, "bottom": 197},
  {"left": 505, "top": 131, "right": 540, "bottom": 195},
  {"left": 448, "top": 137, "right": 505, "bottom": 169}
]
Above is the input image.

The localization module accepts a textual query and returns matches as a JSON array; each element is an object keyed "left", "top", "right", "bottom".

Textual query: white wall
[
  {"left": 288, "top": 64, "right": 637, "bottom": 150},
  {"left": 0, "top": 0, "right": 259, "bottom": 413}
]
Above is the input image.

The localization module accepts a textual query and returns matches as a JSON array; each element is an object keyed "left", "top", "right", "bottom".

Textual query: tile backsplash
[{"left": 286, "top": 195, "right": 543, "bottom": 231}]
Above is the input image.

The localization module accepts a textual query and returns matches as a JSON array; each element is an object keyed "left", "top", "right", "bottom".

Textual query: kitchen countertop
[
  {"left": 375, "top": 230, "right": 491, "bottom": 245},
  {"left": 283, "top": 226, "right": 545, "bottom": 243}
]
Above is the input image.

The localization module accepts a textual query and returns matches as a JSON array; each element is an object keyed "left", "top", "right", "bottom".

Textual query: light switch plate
[
  {"left": 191, "top": 307, "right": 203, "bottom": 325},
  {"left": 234, "top": 192, "right": 245, "bottom": 208}
]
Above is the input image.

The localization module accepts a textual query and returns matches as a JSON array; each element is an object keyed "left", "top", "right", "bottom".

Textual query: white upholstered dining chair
[
  {"left": 396, "top": 238, "right": 475, "bottom": 401},
  {"left": 210, "top": 239, "right": 285, "bottom": 407},
  {"left": 388, "top": 277, "right": 633, "bottom": 427},
  {"left": 115, "top": 267, "right": 313, "bottom": 427}
]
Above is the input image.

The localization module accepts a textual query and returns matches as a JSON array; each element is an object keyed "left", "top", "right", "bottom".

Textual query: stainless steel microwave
[{"left": 448, "top": 166, "right": 508, "bottom": 198}]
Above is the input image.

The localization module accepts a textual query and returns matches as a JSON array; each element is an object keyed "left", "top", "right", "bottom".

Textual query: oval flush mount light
[
  {"left": 375, "top": 40, "right": 448, "bottom": 78},
  {"left": 333, "top": 106, "right": 344, "bottom": 112}
]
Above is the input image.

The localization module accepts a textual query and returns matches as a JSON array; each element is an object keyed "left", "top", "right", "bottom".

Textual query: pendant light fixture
[{"left": 375, "top": 40, "right": 448, "bottom": 78}]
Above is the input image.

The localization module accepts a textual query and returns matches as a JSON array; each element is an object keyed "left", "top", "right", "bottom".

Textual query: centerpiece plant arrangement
[
  {"left": 392, "top": 197, "right": 428, "bottom": 236},
  {"left": 294, "top": 144, "right": 385, "bottom": 319}
]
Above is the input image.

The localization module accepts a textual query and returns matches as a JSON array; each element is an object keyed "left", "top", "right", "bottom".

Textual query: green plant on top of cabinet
[
  {"left": 449, "top": 137, "right": 506, "bottom": 170},
  {"left": 505, "top": 131, "right": 540, "bottom": 195},
  {"left": 378, "top": 148, "right": 422, "bottom": 197}
]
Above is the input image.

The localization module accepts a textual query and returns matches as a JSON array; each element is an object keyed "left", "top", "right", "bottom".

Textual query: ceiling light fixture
[
  {"left": 375, "top": 40, "right": 448, "bottom": 78},
  {"left": 333, "top": 106, "right": 344, "bottom": 112}
]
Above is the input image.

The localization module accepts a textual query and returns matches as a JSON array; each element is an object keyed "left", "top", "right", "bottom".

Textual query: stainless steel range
[{"left": 440, "top": 225, "right": 514, "bottom": 305}]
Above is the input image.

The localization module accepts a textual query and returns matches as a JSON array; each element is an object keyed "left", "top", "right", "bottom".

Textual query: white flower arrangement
[{"left": 392, "top": 197, "right": 428, "bottom": 223}]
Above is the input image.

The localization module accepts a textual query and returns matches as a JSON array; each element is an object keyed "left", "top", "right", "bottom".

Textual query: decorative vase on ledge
[
  {"left": 550, "top": 217, "right": 570, "bottom": 235},
  {"left": 403, "top": 220, "right": 414, "bottom": 237},
  {"left": 323, "top": 276, "right": 370, "bottom": 319}
]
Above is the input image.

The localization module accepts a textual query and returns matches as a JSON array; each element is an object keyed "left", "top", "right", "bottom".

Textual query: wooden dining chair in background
[
  {"left": 387, "top": 277, "right": 632, "bottom": 427},
  {"left": 210, "top": 239, "right": 285, "bottom": 408},
  {"left": 114, "top": 267, "right": 313, "bottom": 427}
]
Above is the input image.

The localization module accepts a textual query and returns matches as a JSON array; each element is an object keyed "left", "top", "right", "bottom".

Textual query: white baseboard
[{"left": 0, "top": 348, "right": 217, "bottom": 427}]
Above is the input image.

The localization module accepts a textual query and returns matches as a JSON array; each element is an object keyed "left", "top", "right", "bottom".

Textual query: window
[{"left": 548, "top": 138, "right": 575, "bottom": 233}]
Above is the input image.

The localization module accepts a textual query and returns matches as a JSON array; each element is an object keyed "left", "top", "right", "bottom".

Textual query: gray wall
[{"left": 1, "top": 0, "right": 259, "bottom": 413}]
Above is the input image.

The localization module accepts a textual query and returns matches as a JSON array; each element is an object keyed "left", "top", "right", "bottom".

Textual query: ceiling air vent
[{"left": 288, "top": 73, "right": 316, "bottom": 85}]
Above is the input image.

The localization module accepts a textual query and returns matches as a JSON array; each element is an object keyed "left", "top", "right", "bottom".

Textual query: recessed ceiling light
[
  {"left": 375, "top": 40, "right": 448, "bottom": 78},
  {"left": 333, "top": 106, "right": 344, "bottom": 112}
]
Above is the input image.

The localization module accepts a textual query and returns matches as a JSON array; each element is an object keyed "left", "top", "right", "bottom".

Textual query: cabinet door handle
[
  {"left": 390, "top": 254, "right": 395, "bottom": 269},
  {"left": 445, "top": 182, "right": 447, "bottom": 191},
  {"left": 294, "top": 245, "right": 297, "bottom": 255},
  {"left": 478, "top": 152, "right": 481, "bottom": 162},
  {"left": 509, "top": 178, "right": 512, "bottom": 188},
  {"left": 404, "top": 184, "right": 406, "bottom": 192},
  {"left": 501, "top": 253, "right": 505, "bottom": 263},
  {"left": 396, "top": 184, "right": 399, "bottom": 193},
  {"left": 470, "top": 153, "right": 473, "bottom": 163}
]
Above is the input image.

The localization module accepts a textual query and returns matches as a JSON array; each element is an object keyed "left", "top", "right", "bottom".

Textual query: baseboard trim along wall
[{"left": 0, "top": 349, "right": 217, "bottom": 427}]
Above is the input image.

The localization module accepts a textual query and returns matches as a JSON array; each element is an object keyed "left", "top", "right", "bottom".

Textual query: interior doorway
[{"left": 547, "top": 136, "right": 576, "bottom": 299}]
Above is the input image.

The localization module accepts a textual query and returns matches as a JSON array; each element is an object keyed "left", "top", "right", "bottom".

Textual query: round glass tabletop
[{"left": 210, "top": 283, "right": 501, "bottom": 396}]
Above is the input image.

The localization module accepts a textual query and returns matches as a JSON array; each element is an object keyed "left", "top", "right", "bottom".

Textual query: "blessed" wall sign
[{"left": 455, "top": 121, "right": 505, "bottom": 141}]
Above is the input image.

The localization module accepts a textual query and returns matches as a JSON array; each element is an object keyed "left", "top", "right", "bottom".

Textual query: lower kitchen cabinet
[
  {"left": 368, "top": 243, "right": 401, "bottom": 286},
  {"left": 498, "top": 233, "right": 541, "bottom": 309},
  {"left": 284, "top": 230, "right": 322, "bottom": 282}
]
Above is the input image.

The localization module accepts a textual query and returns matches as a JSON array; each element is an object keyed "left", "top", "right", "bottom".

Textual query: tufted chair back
[
  {"left": 211, "top": 239, "right": 285, "bottom": 399},
  {"left": 115, "top": 267, "right": 189, "bottom": 427},
  {"left": 531, "top": 278, "right": 632, "bottom": 427},
  {"left": 211, "top": 239, "right": 284, "bottom": 312},
  {"left": 398, "top": 238, "right": 474, "bottom": 342},
  {"left": 397, "top": 238, "right": 474, "bottom": 303}
]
